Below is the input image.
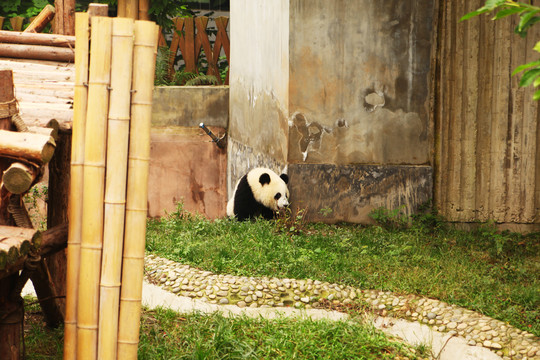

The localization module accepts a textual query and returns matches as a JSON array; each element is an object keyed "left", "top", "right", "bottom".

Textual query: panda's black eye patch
[{"left": 274, "top": 193, "right": 281, "bottom": 200}]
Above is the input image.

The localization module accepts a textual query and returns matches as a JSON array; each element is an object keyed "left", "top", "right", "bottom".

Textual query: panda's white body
[{"left": 227, "top": 167, "right": 289, "bottom": 221}]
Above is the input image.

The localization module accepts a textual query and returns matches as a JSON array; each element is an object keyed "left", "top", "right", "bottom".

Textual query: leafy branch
[{"left": 461, "top": 0, "right": 540, "bottom": 100}]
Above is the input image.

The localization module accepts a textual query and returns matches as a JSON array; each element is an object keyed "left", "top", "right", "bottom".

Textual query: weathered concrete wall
[
  {"left": 148, "top": 126, "right": 227, "bottom": 218},
  {"left": 228, "top": 0, "right": 290, "bottom": 190},
  {"left": 149, "top": 87, "right": 228, "bottom": 218},
  {"left": 289, "top": 164, "right": 432, "bottom": 223},
  {"left": 288, "top": 0, "right": 433, "bottom": 165},
  {"left": 152, "top": 86, "right": 229, "bottom": 128}
]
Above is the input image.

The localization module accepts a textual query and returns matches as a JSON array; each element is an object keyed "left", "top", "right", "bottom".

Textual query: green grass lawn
[
  {"left": 146, "top": 206, "right": 540, "bottom": 337},
  {"left": 25, "top": 205, "right": 539, "bottom": 359},
  {"left": 25, "top": 302, "right": 428, "bottom": 360}
]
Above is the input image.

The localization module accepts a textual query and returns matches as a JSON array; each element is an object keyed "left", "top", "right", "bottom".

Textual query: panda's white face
[{"left": 247, "top": 168, "right": 289, "bottom": 212}]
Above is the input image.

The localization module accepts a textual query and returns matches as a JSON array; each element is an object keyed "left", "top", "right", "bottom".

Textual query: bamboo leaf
[
  {"left": 516, "top": 11, "right": 540, "bottom": 36},
  {"left": 493, "top": 6, "right": 523, "bottom": 19},
  {"left": 519, "top": 68, "right": 540, "bottom": 87},
  {"left": 534, "top": 41, "right": 540, "bottom": 53},
  {"left": 460, "top": 8, "right": 492, "bottom": 22},
  {"left": 534, "top": 89, "right": 540, "bottom": 100},
  {"left": 534, "top": 75, "right": 540, "bottom": 87},
  {"left": 512, "top": 60, "right": 540, "bottom": 75}
]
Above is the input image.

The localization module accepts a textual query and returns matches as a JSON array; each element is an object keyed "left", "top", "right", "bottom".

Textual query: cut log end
[{"left": 2, "top": 163, "right": 35, "bottom": 194}]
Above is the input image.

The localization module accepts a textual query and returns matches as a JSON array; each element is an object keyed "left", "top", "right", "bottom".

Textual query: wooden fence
[
  {"left": 158, "top": 16, "right": 230, "bottom": 84},
  {"left": 434, "top": 0, "right": 540, "bottom": 228}
]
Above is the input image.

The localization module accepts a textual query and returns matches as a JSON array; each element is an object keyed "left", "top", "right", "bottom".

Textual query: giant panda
[{"left": 227, "top": 167, "right": 289, "bottom": 221}]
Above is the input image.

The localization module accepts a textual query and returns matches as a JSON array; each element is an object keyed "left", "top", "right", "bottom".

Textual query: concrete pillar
[{"left": 229, "top": 0, "right": 435, "bottom": 223}]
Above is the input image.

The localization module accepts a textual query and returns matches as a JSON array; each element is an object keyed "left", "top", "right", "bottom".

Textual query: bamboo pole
[
  {"left": 76, "top": 15, "right": 112, "bottom": 360},
  {"left": 63, "top": 12, "right": 89, "bottom": 360},
  {"left": 97, "top": 17, "right": 134, "bottom": 360},
  {"left": 117, "top": 20, "right": 159, "bottom": 359},
  {"left": 126, "top": 0, "right": 139, "bottom": 20},
  {"left": 138, "top": 0, "right": 150, "bottom": 20},
  {"left": 117, "top": 0, "right": 127, "bottom": 18}
]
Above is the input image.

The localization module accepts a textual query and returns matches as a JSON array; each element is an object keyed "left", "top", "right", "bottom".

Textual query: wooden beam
[{"left": 0, "top": 43, "right": 74, "bottom": 62}]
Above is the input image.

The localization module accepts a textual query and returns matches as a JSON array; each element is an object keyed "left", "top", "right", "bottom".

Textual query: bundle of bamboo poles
[{"left": 64, "top": 12, "right": 158, "bottom": 360}]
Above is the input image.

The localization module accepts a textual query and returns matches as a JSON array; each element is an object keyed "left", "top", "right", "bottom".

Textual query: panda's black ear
[
  {"left": 280, "top": 174, "right": 289, "bottom": 184},
  {"left": 259, "top": 173, "right": 271, "bottom": 185}
]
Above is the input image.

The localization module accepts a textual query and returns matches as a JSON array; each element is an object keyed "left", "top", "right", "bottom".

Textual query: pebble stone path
[{"left": 145, "top": 254, "right": 539, "bottom": 360}]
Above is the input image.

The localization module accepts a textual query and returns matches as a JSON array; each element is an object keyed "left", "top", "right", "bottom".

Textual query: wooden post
[
  {"left": 54, "top": 0, "right": 75, "bottom": 35},
  {"left": 0, "top": 70, "right": 20, "bottom": 360},
  {"left": 0, "top": 275, "right": 22, "bottom": 360},
  {"left": 44, "top": 130, "right": 71, "bottom": 319}
]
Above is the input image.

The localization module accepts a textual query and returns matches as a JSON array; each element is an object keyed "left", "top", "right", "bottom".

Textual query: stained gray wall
[{"left": 288, "top": 0, "right": 433, "bottom": 165}]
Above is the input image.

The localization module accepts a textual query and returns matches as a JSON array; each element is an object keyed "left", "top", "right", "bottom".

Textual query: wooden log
[
  {"left": 0, "top": 30, "right": 75, "bottom": 48},
  {"left": 97, "top": 17, "right": 134, "bottom": 360},
  {"left": 24, "top": 4, "right": 56, "bottom": 33},
  {"left": 77, "top": 15, "right": 112, "bottom": 360},
  {"left": 117, "top": 20, "right": 159, "bottom": 360},
  {"left": 2, "top": 162, "right": 38, "bottom": 194},
  {"left": 0, "top": 226, "right": 41, "bottom": 248},
  {"left": 0, "top": 43, "right": 74, "bottom": 62},
  {"left": 0, "top": 129, "right": 55, "bottom": 164},
  {"left": 64, "top": 12, "right": 89, "bottom": 360},
  {"left": 28, "top": 126, "right": 58, "bottom": 141}
]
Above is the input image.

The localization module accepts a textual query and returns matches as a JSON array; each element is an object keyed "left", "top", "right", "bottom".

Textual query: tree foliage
[{"left": 462, "top": 1, "right": 540, "bottom": 100}]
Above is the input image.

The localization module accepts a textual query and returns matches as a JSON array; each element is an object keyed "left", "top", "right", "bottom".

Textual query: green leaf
[
  {"left": 533, "top": 89, "right": 540, "bottom": 100},
  {"left": 460, "top": 8, "right": 492, "bottom": 21},
  {"left": 512, "top": 60, "right": 540, "bottom": 75},
  {"left": 533, "top": 75, "right": 540, "bottom": 87},
  {"left": 515, "top": 11, "right": 540, "bottom": 37},
  {"left": 493, "top": 6, "right": 524, "bottom": 19},
  {"left": 518, "top": 10, "right": 540, "bottom": 31},
  {"left": 534, "top": 41, "right": 540, "bottom": 53},
  {"left": 518, "top": 68, "right": 540, "bottom": 87}
]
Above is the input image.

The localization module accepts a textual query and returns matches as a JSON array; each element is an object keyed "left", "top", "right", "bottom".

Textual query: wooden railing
[{"left": 158, "top": 16, "right": 230, "bottom": 85}]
